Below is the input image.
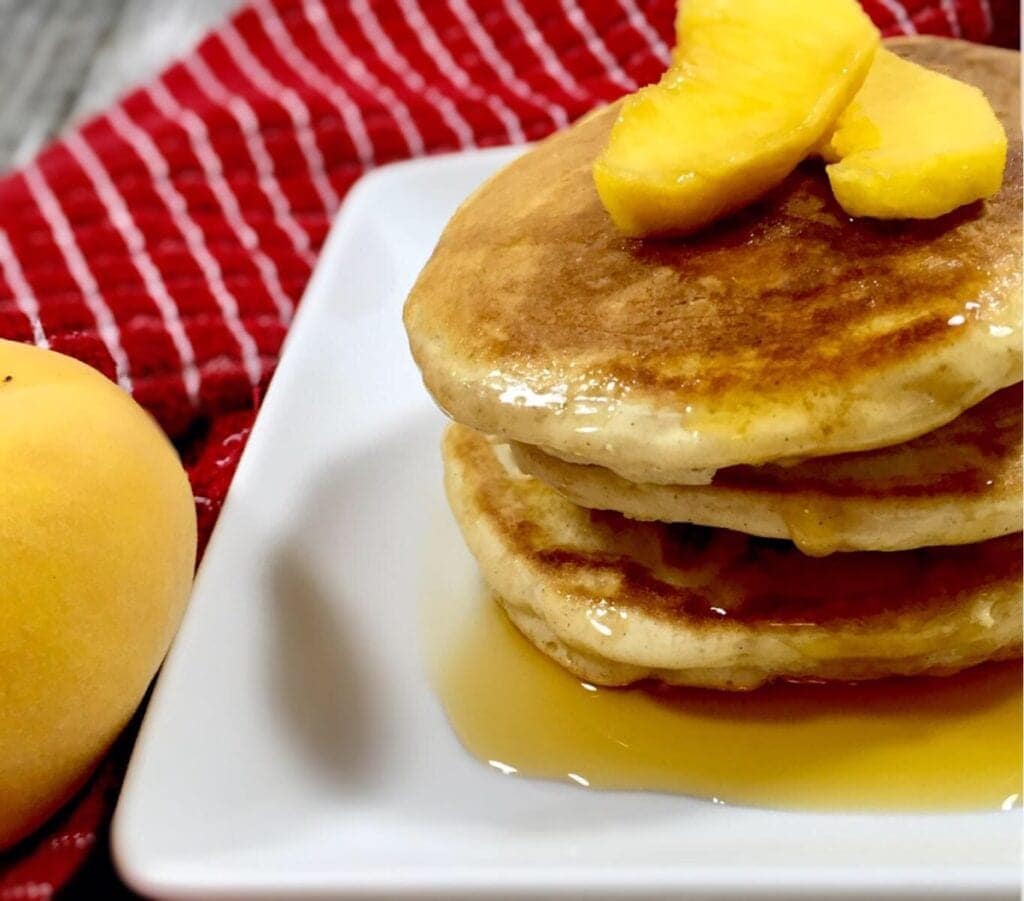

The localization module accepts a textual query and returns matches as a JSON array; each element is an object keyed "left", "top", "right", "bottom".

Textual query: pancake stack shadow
[{"left": 404, "top": 38, "right": 1023, "bottom": 690}]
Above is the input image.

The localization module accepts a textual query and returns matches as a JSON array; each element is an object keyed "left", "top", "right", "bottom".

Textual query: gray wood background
[{"left": 0, "top": 0, "right": 240, "bottom": 172}]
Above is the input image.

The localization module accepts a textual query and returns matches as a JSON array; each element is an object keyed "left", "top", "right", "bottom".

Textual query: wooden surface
[{"left": 0, "top": 0, "right": 240, "bottom": 172}]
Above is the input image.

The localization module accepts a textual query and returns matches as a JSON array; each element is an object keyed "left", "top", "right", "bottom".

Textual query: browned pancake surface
[{"left": 420, "top": 133, "right": 1018, "bottom": 394}]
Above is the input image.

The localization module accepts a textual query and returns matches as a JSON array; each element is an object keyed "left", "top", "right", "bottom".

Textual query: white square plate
[{"left": 113, "top": 147, "right": 1022, "bottom": 899}]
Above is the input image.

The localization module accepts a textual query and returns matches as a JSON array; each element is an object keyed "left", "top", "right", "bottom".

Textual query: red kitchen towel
[{"left": 0, "top": 0, "right": 1015, "bottom": 895}]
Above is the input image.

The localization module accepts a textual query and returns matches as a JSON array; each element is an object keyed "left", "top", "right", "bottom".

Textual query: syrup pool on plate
[{"left": 425, "top": 589, "right": 1022, "bottom": 812}]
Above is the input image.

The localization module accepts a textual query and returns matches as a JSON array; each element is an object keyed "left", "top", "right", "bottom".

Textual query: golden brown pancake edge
[
  {"left": 510, "top": 383, "right": 1023, "bottom": 554},
  {"left": 443, "top": 424, "right": 1022, "bottom": 689}
]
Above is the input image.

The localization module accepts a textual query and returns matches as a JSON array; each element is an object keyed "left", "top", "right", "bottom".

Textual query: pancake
[
  {"left": 407, "top": 39, "right": 1022, "bottom": 486},
  {"left": 443, "top": 424, "right": 1022, "bottom": 689},
  {"left": 511, "top": 383, "right": 1023, "bottom": 555}
]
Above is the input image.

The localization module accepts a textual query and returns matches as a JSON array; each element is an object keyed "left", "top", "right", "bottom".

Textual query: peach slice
[
  {"left": 822, "top": 48, "right": 1007, "bottom": 219},
  {"left": 593, "top": 0, "right": 879, "bottom": 237}
]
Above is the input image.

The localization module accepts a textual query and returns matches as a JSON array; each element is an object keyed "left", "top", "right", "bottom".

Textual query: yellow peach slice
[
  {"left": 593, "top": 0, "right": 879, "bottom": 237},
  {"left": 822, "top": 48, "right": 1007, "bottom": 219}
]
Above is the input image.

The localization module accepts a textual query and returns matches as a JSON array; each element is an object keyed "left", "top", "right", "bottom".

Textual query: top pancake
[{"left": 405, "top": 38, "right": 1022, "bottom": 485}]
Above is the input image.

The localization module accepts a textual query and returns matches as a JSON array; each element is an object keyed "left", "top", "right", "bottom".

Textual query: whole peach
[{"left": 0, "top": 341, "right": 196, "bottom": 848}]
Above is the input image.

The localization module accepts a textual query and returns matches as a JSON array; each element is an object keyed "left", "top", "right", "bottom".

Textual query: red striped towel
[{"left": 0, "top": 0, "right": 1015, "bottom": 895}]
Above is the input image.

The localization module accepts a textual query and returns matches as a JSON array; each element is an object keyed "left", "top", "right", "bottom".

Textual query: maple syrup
[{"left": 427, "top": 591, "right": 1022, "bottom": 812}]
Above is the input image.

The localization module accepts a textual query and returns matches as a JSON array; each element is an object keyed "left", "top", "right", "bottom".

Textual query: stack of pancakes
[{"left": 404, "top": 38, "right": 1023, "bottom": 690}]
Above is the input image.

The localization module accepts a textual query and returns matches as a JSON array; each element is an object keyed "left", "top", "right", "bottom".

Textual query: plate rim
[{"left": 111, "top": 146, "right": 1022, "bottom": 900}]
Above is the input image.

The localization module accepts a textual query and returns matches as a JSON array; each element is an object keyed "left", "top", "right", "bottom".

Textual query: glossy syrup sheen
[{"left": 429, "top": 594, "right": 1022, "bottom": 812}]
